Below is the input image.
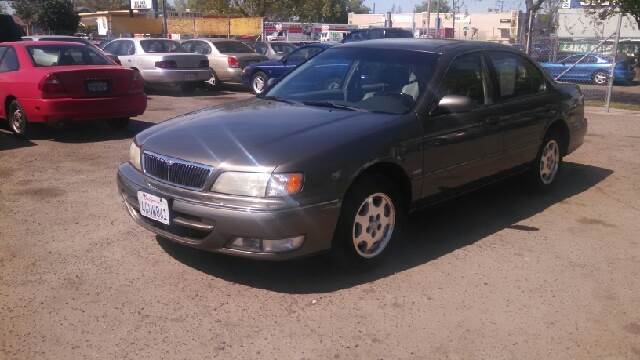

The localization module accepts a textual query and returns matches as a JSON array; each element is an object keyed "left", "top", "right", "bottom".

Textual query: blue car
[
  {"left": 242, "top": 43, "right": 333, "bottom": 94},
  {"left": 540, "top": 54, "right": 635, "bottom": 85}
]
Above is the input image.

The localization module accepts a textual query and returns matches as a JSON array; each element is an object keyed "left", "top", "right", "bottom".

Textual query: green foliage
[
  {"left": 585, "top": 0, "right": 640, "bottom": 26},
  {"left": 414, "top": 0, "right": 452, "bottom": 13},
  {"left": 14, "top": 0, "right": 79, "bottom": 34},
  {"left": 74, "top": 0, "right": 129, "bottom": 11}
]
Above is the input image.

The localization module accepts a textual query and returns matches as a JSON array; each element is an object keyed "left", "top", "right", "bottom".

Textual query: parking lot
[{"left": 2, "top": 89, "right": 640, "bottom": 359}]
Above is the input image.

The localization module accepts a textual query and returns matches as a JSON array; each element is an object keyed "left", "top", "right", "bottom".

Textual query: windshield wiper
[
  {"left": 302, "top": 101, "right": 357, "bottom": 111},
  {"left": 261, "top": 95, "right": 296, "bottom": 104}
]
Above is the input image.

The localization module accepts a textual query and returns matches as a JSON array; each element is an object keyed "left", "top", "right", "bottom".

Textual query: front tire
[
  {"left": 527, "top": 133, "right": 562, "bottom": 189},
  {"left": 8, "top": 100, "right": 29, "bottom": 138},
  {"left": 251, "top": 71, "right": 268, "bottom": 94},
  {"left": 333, "top": 176, "right": 402, "bottom": 263},
  {"left": 592, "top": 70, "right": 609, "bottom": 85}
]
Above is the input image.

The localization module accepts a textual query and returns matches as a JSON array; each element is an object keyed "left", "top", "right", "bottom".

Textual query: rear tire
[
  {"left": 251, "top": 71, "right": 268, "bottom": 94},
  {"left": 526, "top": 132, "right": 563, "bottom": 189},
  {"left": 8, "top": 100, "right": 29, "bottom": 138},
  {"left": 108, "top": 117, "right": 130, "bottom": 130},
  {"left": 592, "top": 70, "right": 609, "bottom": 85},
  {"left": 332, "top": 175, "right": 403, "bottom": 264},
  {"left": 205, "top": 70, "right": 220, "bottom": 90}
]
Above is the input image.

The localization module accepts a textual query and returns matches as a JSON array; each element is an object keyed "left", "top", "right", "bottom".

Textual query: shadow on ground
[
  {"left": 158, "top": 162, "right": 612, "bottom": 294},
  {"left": 0, "top": 118, "right": 156, "bottom": 145},
  {"left": 146, "top": 84, "right": 250, "bottom": 98}
]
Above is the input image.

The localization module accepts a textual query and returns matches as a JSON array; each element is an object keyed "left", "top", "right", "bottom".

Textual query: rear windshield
[
  {"left": 213, "top": 41, "right": 254, "bottom": 53},
  {"left": 140, "top": 39, "right": 185, "bottom": 53},
  {"left": 28, "top": 45, "right": 111, "bottom": 67}
]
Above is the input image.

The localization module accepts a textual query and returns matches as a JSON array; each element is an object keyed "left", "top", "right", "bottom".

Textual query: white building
[{"left": 348, "top": 11, "right": 523, "bottom": 44}]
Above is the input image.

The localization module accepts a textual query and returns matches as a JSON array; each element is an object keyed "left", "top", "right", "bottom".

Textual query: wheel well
[
  {"left": 4, "top": 96, "right": 16, "bottom": 118},
  {"left": 546, "top": 120, "right": 570, "bottom": 156},
  {"left": 348, "top": 162, "right": 412, "bottom": 211}
]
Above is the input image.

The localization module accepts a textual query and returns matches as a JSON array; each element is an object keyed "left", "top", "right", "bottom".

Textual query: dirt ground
[{"left": 1, "top": 90, "right": 639, "bottom": 360}]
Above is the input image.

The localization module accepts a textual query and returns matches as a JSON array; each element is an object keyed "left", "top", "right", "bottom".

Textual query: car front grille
[{"left": 142, "top": 151, "right": 213, "bottom": 190}]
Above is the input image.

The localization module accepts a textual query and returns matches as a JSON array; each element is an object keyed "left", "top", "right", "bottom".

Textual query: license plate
[
  {"left": 86, "top": 80, "right": 109, "bottom": 93},
  {"left": 137, "top": 191, "right": 170, "bottom": 225},
  {"left": 184, "top": 73, "right": 197, "bottom": 81}
]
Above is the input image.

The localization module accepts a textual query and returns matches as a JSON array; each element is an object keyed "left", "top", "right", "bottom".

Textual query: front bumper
[
  {"left": 117, "top": 163, "right": 341, "bottom": 260},
  {"left": 20, "top": 93, "right": 147, "bottom": 123},
  {"left": 140, "top": 69, "right": 211, "bottom": 84}
]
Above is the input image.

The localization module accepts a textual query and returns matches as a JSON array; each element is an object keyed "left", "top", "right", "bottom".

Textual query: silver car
[
  {"left": 182, "top": 38, "right": 267, "bottom": 88},
  {"left": 102, "top": 38, "right": 210, "bottom": 93}
]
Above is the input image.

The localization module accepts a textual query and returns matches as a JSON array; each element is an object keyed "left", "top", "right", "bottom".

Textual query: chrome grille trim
[{"left": 142, "top": 151, "right": 213, "bottom": 190}]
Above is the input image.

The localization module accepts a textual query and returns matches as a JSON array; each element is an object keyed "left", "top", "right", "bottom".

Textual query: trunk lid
[
  {"left": 152, "top": 53, "right": 207, "bottom": 69},
  {"left": 44, "top": 65, "right": 136, "bottom": 98},
  {"left": 225, "top": 53, "right": 268, "bottom": 68}
]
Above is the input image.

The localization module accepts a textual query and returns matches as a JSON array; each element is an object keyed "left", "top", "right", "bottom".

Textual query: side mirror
[{"left": 434, "top": 95, "right": 475, "bottom": 114}]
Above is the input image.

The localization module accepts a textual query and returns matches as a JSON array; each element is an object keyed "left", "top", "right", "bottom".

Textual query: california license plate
[
  {"left": 184, "top": 73, "right": 197, "bottom": 81},
  {"left": 137, "top": 191, "right": 170, "bottom": 225},
  {"left": 86, "top": 80, "right": 109, "bottom": 93}
]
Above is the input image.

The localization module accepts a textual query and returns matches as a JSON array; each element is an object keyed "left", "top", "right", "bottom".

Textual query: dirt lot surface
[{"left": 1, "top": 90, "right": 640, "bottom": 359}]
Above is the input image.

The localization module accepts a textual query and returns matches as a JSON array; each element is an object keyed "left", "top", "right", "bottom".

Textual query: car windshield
[
  {"left": 214, "top": 41, "right": 254, "bottom": 53},
  {"left": 265, "top": 47, "right": 439, "bottom": 115},
  {"left": 140, "top": 39, "right": 185, "bottom": 53},
  {"left": 271, "top": 42, "right": 296, "bottom": 54},
  {"left": 28, "top": 45, "right": 111, "bottom": 67}
]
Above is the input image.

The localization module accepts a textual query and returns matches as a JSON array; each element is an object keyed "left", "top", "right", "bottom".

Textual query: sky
[{"left": 367, "top": 0, "right": 525, "bottom": 13}]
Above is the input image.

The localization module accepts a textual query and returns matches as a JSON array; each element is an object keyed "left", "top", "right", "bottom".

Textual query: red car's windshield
[{"left": 27, "top": 45, "right": 111, "bottom": 67}]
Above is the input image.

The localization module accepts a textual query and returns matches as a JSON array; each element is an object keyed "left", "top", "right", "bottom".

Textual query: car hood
[{"left": 136, "top": 98, "right": 395, "bottom": 172}]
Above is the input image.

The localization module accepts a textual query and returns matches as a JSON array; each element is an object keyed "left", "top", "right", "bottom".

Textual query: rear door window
[
  {"left": 0, "top": 47, "right": 19, "bottom": 72},
  {"left": 487, "top": 51, "right": 546, "bottom": 100},
  {"left": 28, "top": 45, "right": 110, "bottom": 66}
]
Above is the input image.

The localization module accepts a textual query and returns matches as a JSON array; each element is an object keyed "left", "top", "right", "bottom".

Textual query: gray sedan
[
  {"left": 182, "top": 38, "right": 267, "bottom": 88},
  {"left": 117, "top": 39, "right": 587, "bottom": 263}
]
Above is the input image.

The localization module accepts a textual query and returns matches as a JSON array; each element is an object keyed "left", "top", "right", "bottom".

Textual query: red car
[{"left": 0, "top": 41, "right": 147, "bottom": 137}]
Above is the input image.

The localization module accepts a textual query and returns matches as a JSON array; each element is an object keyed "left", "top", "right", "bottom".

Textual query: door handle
[{"left": 433, "top": 131, "right": 467, "bottom": 145}]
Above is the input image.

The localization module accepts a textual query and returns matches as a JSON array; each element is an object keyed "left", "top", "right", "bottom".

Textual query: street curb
[{"left": 585, "top": 107, "right": 640, "bottom": 116}]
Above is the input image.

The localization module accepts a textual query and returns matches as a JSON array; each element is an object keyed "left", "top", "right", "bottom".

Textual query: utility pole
[
  {"left": 436, "top": 0, "right": 440, "bottom": 38},
  {"left": 526, "top": 9, "right": 534, "bottom": 55},
  {"left": 161, "top": 0, "right": 168, "bottom": 38},
  {"left": 426, "top": 0, "right": 431, "bottom": 38},
  {"left": 452, "top": 0, "right": 456, "bottom": 39},
  {"left": 605, "top": 12, "right": 623, "bottom": 112}
]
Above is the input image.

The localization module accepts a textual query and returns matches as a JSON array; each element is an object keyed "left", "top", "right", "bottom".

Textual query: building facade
[{"left": 348, "top": 11, "right": 522, "bottom": 44}]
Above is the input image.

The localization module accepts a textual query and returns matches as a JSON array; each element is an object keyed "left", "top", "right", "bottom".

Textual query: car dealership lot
[{"left": 2, "top": 91, "right": 640, "bottom": 359}]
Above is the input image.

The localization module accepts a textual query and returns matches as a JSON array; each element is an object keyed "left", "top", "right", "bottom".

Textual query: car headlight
[
  {"left": 129, "top": 142, "right": 141, "bottom": 171},
  {"left": 212, "top": 172, "right": 303, "bottom": 197}
]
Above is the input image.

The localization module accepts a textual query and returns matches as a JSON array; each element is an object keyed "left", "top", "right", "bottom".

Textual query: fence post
[{"left": 605, "top": 12, "right": 623, "bottom": 112}]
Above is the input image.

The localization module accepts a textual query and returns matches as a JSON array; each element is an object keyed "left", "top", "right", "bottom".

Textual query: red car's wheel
[{"left": 8, "top": 100, "right": 29, "bottom": 138}]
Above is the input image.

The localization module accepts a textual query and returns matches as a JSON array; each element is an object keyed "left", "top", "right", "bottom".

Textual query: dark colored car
[
  {"left": 0, "top": 14, "right": 22, "bottom": 42},
  {"left": 117, "top": 39, "right": 586, "bottom": 263},
  {"left": 540, "top": 53, "right": 635, "bottom": 85},
  {"left": 342, "top": 28, "right": 414, "bottom": 43},
  {"left": 241, "top": 43, "right": 333, "bottom": 94}
]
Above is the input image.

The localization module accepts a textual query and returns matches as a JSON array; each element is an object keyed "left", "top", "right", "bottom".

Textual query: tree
[
  {"left": 14, "top": 0, "right": 79, "bottom": 34},
  {"left": 414, "top": 0, "right": 452, "bottom": 13},
  {"left": 585, "top": 0, "right": 640, "bottom": 27},
  {"left": 346, "top": 0, "right": 369, "bottom": 14},
  {"left": 74, "top": 0, "right": 129, "bottom": 11},
  {"left": 39, "top": 0, "right": 80, "bottom": 34}
]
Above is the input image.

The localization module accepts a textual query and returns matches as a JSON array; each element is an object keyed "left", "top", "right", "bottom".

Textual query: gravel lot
[{"left": 1, "top": 89, "right": 640, "bottom": 359}]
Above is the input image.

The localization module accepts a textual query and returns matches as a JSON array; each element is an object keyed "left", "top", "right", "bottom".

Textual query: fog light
[
  {"left": 263, "top": 236, "right": 305, "bottom": 253},
  {"left": 228, "top": 236, "right": 305, "bottom": 253}
]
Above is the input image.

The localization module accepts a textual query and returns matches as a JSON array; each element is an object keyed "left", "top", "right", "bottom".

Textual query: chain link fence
[{"left": 526, "top": 12, "right": 640, "bottom": 110}]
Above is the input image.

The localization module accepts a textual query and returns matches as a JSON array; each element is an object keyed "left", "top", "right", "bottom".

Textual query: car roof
[
  {"left": 337, "top": 38, "right": 519, "bottom": 55},
  {"left": 196, "top": 38, "right": 243, "bottom": 42}
]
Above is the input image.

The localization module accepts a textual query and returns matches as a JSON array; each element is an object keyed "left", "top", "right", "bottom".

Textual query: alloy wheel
[
  {"left": 252, "top": 74, "right": 265, "bottom": 94},
  {"left": 593, "top": 72, "right": 608, "bottom": 85},
  {"left": 10, "top": 106, "right": 26, "bottom": 135},
  {"left": 352, "top": 193, "right": 396, "bottom": 259},
  {"left": 539, "top": 139, "right": 560, "bottom": 185}
]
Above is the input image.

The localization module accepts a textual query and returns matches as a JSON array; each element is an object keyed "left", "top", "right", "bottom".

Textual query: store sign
[{"left": 131, "top": 0, "right": 152, "bottom": 10}]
